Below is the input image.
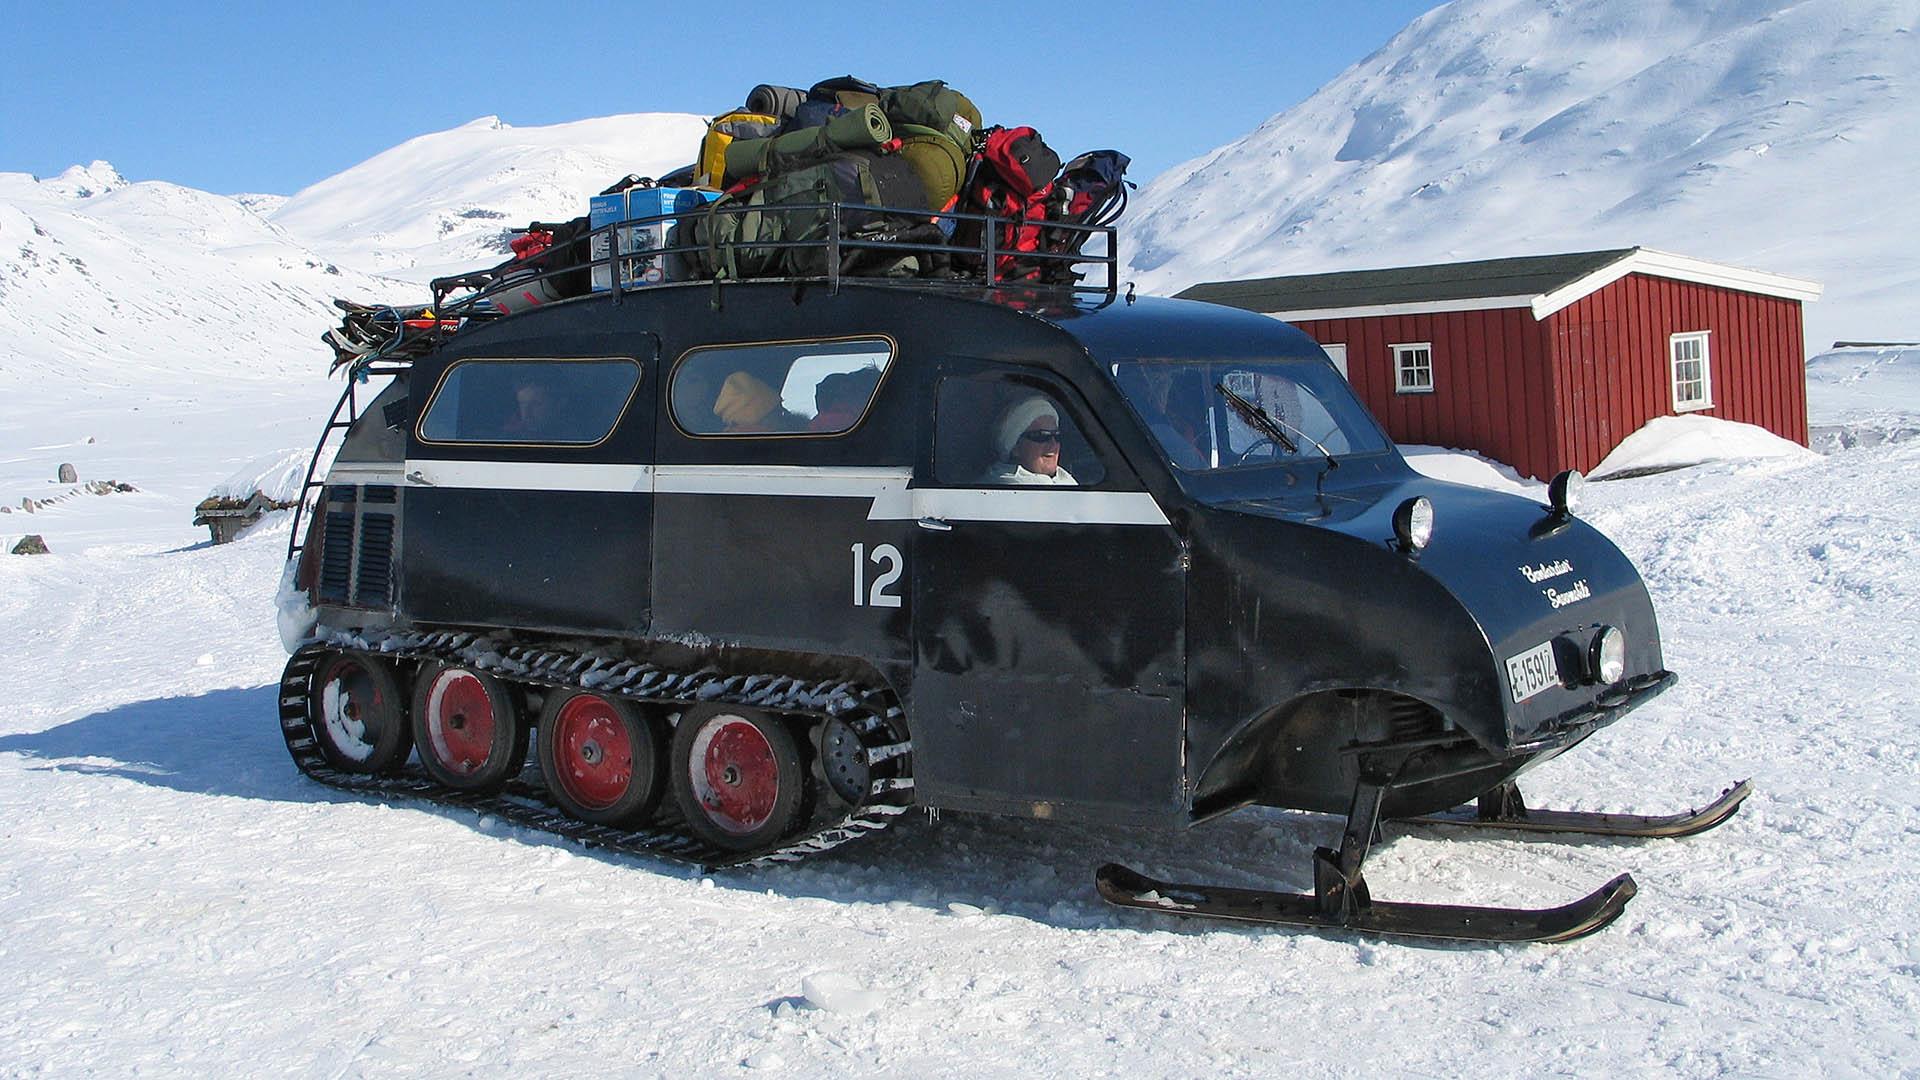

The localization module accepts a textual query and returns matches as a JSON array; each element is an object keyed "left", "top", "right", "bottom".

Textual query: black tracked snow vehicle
[{"left": 279, "top": 207, "right": 1747, "bottom": 943}]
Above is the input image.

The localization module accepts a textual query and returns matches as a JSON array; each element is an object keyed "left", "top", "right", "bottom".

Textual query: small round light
[
  {"left": 1590, "top": 626, "right": 1626, "bottom": 685},
  {"left": 1548, "top": 470, "right": 1585, "bottom": 517},
  {"left": 1393, "top": 496, "right": 1434, "bottom": 552}
]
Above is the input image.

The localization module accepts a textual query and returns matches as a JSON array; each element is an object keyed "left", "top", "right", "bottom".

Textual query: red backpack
[{"left": 960, "top": 126, "right": 1062, "bottom": 281}]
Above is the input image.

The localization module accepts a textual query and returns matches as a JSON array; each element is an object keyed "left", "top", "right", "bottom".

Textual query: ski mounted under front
[
  {"left": 1096, "top": 864, "right": 1639, "bottom": 945},
  {"left": 1401, "top": 778, "right": 1752, "bottom": 838},
  {"left": 1097, "top": 742, "right": 1750, "bottom": 943}
]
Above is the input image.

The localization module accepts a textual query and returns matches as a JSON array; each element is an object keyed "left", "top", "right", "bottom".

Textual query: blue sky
[{"left": 3, "top": 1, "right": 1440, "bottom": 196}]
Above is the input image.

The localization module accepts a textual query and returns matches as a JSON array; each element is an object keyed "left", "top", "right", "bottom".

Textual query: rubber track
[{"left": 278, "top": 633, "right": 914, "bottom": 871}]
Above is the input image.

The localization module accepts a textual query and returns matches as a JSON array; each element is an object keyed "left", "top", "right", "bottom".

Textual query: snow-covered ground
[{"left": 3, "top": 349, "right": 1916, "bottom": 1075}]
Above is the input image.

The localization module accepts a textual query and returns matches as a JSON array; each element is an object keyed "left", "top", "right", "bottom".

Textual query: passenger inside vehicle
[
  {"left": 1139, "top": 370, "right": 1212, "bottom": 469},
  {"left": 502, "top": 382, "right": 557, "bottom": 440},
  {"left": 983, "top": 395, "right": 1079, "bottom": 486},
  {"left": 712, "top": 371, "right": 798, "bottom": 433},
  {"left": 809, "top": 367, "right": 882, "bottom": 432}
]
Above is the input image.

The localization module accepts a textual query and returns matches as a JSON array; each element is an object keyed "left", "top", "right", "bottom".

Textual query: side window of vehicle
[
  {"left": 933, "top": 375, "right": 1106, "bottom": 487},
  {"left": 418, "top": 358, "right": 641, "bottom": 445},
  {"left": 670, "top": 337, "right": 893, "bottom": 436}
]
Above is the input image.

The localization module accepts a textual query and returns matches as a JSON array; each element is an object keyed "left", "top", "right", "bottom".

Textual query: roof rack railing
[{"left": 431, "top": 202, "right": 1120, "bottom": 324}]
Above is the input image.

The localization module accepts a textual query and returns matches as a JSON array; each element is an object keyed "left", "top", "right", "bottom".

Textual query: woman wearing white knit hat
[{"left": 983, "top": 394, "right": 1078, "bottom": 486}]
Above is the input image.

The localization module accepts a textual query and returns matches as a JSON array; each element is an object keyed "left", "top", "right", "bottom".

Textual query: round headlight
[
  {"left": 1393, "top": 496, "right": 1434, "bottom": 552},
  {"left": 1548, "top": 470, "right": 1585, "bottom": 517},
  {"left": 1590, "top": 626, "right": 1626, "bottom": 685}
]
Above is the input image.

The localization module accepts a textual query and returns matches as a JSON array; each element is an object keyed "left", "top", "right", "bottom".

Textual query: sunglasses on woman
[{"left": 1019, "top": 428, "right": 1063, "bottom": 444}]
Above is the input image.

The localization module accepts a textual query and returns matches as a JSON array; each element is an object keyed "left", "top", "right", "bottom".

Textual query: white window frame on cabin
[
  {"left": 1322, "top": 343, "right": 1349, "bottom": 380},
  {"left": 1392, "top": 342, "right": 1434, "bottom": 394},
  {"left": 1669, "top": 331, "right": 1713, "bottom": 412}
]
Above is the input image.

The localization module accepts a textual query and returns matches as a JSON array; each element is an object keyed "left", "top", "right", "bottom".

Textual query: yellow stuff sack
[{"left": 697, "top": 111, "right": 781, "bottom": 190}]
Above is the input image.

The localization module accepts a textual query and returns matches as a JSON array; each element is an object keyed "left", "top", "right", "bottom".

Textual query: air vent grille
[
  {"left": 318, "top": 511, "right": 355, "bottom": 603},
  {"left": 353, "top": 512, "right": 395, "bottom": 607}
]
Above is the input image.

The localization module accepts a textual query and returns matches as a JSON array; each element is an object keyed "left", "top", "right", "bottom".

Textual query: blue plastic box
[{"left": 589, "top": 187, "right": 722, "bottom": 291}]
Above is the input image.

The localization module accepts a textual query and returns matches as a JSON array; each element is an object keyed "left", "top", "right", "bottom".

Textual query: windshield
[{"left": 1111, "top": 357, "right": 1391, "bottom": 471}]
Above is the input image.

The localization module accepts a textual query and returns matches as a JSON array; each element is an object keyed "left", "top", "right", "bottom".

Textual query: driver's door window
[{"left": 933, "top": 375, "right": 1105, "bottom": 487}]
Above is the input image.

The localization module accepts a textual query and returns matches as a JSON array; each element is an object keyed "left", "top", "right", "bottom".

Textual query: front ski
[
  {"left": 1095, "top": 863, "right": 1637, "bottom": 944},
  {"left": 1402, "top": 779, "right": 1752, "bottom": 839}
]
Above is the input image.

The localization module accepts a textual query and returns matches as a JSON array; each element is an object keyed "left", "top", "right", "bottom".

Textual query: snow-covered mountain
[
  {"left": 0, "top": 162, "right": 393, "bottom": 388},
  {"left": 270, "top": 113, "right": 707, "bottom": 282},
  {"left": 1121, "top": 0, "right": 1920, "bottom": 350}
]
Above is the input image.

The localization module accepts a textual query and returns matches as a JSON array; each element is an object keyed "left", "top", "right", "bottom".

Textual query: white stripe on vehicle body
[
  {"left": 652, "top": 464, "right": 913, "bottom": 499},
  {"left": 869, "top": 488, "right": 1171, "bottom": 527},
  {"left": 402, "top": 459, "right": 652, "bottom": 492},
  {"left": 325, "top": 462, "right": 406, "bottom": 485},
  {"left": 382, "top": 460, "right": 1169, "bottom": 526}
]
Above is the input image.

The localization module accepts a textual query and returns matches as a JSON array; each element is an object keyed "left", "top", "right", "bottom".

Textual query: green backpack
[
  {"left": 682, "top": 151, "right": 930, "bottom": 280},
  {"left": 879, "top": 81, "right": 981, "bottom": 155}
]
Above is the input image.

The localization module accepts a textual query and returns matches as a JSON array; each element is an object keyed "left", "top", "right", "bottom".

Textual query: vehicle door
[
  {"left": 908, "top": 360, "right": 1187, "bottom": 825},
  {"left": 401, "top": 351, "right": 655, "bottom": 635},
  {"left": 648, "top": 335, "right": 914, "bottom": 670}
]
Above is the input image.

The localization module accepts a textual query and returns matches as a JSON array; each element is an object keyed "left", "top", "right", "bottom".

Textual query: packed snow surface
[{"left": 4, "top": 321, "right": 1918, "bottom": 1076}]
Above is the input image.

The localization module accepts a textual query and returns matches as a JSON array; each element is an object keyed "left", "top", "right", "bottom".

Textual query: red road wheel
[
  {"left": 309, "top": 652, "right": 411, "bottom": 775},
  {"left": 536, "top": 691, "right": 663, "bottom": 827},
  {"left": 411, "top": 664, "right": 526, "bottom": 793},
  {"left": 670, "top": 705, "right": 810, "bottom": 852}
]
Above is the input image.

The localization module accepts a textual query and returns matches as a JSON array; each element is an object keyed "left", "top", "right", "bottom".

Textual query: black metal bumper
[{"left": 1511, "top": 670, "right": 1677, "bottom": 755}]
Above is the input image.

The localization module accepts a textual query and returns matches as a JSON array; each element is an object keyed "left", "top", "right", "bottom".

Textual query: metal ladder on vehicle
[{"left": 285, "top": 366, "right": 406, "bottom": 562}]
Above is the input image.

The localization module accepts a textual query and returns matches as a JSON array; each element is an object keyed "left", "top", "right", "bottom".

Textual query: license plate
[{"left": 1505, "top": 641, "right": 1561, "bottom": 703}]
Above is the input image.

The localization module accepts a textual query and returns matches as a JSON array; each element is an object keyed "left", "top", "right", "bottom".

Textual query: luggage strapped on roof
[{"left": 321, "top": 76, "right": 1132, "bottom": 372}]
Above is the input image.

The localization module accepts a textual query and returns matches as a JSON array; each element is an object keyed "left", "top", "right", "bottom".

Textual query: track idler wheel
[
  {"left": 411, "top": 663, "right": 527, "bottom": 793},
  {"left": 671, "top": 705, "right": 812, "bottom": 852},
  {"left": 309, "top": 652, "right": 412, "bottom": 775},
  {"left": 537, "top": 690, "right": 665, "bottom": 827}
]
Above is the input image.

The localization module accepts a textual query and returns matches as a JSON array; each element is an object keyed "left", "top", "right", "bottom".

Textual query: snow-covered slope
[
  {"left": 0, "top": 165, "right": 393, "bottom": 552},
  {"left": 0, "top": 163, "right": 391, "bottom": 386},
  {"left": 1122, "top": 0, "right": 1920, "bottom": 350},
  {"left": 270, "top": 113, "right": 708, "bottom": 282}
]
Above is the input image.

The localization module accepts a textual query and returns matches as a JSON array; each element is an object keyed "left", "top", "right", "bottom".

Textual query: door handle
[
  {"left": 404, "top": 469, "right": 434, "bottom": 486},
  {"left": 916, "top": 516, "right": 953, "bottom": 532}
]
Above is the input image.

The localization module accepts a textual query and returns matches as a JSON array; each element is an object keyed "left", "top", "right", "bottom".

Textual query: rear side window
[
  {"left": 671, "top": 337, "right": 893, "bottom": 436},
  {"left": 418, "top": 358, "right": 641, "bottom": 445}
]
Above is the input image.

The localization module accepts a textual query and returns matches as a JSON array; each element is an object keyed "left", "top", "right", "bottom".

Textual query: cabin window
[
  {"left": 1670, "top": 332, "right": 1713, "bottom": 412},
  {"left": 933, "top": 376, "right": 1105, "bottom": 487},
  {"left": 670, "top": 337, "right": 893, "bottom": 436},
  {"left": 1393, "top": 343, "right": 1434, "bottom": 394},
  {"left": 418, "top": 357, "right": 641, "bottom": 445}
]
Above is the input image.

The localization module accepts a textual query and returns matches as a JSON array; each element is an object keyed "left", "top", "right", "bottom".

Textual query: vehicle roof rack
[{"left": 430, "top": 202, "right": 1119, "bottom": 327}]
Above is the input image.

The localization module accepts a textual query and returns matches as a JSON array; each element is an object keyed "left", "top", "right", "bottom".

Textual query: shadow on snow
[{"left": 0, "top": 683, "right": 1585, "bottom": 942}]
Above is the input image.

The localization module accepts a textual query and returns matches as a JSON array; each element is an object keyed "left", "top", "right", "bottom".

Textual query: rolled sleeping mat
[
  {"left": 825, "top": 103, "right": 892, "bottom": 149},
  {"left": 746, "top": 84, "right": 806, "bottom": 122},
  {"left": 724, "top": 104, "right": 893, "bottom": 181}
]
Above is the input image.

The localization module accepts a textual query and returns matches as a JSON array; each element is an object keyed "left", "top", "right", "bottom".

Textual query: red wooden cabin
[{"left": 1178, "top": 249, "right": 1822, "bottom": 479}]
